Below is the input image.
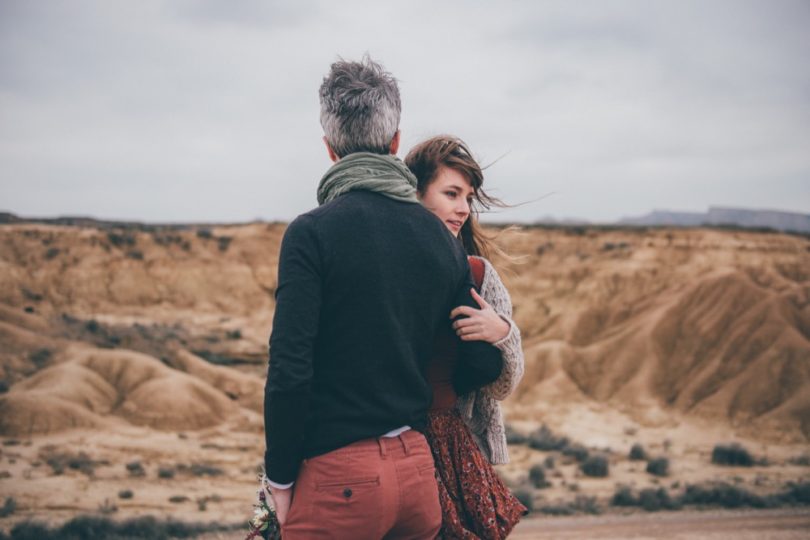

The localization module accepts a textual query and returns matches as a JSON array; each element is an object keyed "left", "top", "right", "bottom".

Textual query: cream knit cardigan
[{"left": 456, "top": 257, "right": 524, "bottom": 465}]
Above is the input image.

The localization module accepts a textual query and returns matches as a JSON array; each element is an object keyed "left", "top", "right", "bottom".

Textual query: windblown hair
[
  {"left": 405, "top": 135, "right": 507, "bottom": 259},
  {"left": 319, "top": 56, "right": 401, "bottom": 157}
]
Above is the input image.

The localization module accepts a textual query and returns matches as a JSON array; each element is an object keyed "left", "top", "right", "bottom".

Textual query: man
[{"left": 264, "top": 56, "right": 503, "bottom": 539}]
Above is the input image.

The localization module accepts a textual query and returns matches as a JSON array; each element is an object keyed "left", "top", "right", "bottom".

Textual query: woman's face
[{"left": 419, "top": 166, "right": 474, "bottom": 237}]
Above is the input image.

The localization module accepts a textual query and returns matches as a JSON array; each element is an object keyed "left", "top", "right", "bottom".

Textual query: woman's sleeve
[{"left": 479, "top": 259, "right": 524, "bottom": 400}]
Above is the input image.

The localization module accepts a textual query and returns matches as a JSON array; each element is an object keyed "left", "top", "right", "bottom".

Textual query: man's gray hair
[{"left": 319, "top": 56, "right": 401, "bottom": 157}]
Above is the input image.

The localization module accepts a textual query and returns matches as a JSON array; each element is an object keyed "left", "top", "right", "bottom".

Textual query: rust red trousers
[{"left": 282, "top": 429, "right": 441, "bottom": 539}]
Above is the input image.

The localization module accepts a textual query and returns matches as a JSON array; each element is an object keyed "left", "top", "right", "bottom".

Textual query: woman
[{"left": 405, "top": 135, "right": 526, "bottom": 539}]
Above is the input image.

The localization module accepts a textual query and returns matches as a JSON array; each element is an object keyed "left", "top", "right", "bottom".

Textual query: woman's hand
[{"left": 450, "top": 288, "right": 510, "bottom": 343}]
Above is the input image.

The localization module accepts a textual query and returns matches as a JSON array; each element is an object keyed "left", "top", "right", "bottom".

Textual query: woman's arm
[{"left": 451, "top": 258, "right": 523, "bottom": 400}]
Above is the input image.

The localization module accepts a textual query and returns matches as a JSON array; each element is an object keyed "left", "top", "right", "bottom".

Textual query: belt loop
[
  {"left": 377, "top": 437, "right": 387, "bottom": 458},
  {"left": 399, "top": 433, "right": 410, "bottom": 455}
]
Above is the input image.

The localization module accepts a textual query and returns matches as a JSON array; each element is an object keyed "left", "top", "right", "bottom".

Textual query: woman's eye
[{"left": 444, "top": 191, "right": 457, "bottom": 198}]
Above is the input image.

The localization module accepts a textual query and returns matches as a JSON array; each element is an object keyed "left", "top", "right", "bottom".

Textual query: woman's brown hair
[{"left": 405, "top": 135, "right": 505, "bottom": 259}]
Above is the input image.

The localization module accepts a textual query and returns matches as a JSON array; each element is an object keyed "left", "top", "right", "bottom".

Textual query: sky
[{"left": 1, "top": 0, "right": 808, "bottom": 224}]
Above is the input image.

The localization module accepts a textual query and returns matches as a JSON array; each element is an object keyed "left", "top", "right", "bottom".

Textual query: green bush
[
  {"left": 646, "top": 457, "right": 670, "bottom": 477},
  {"left": 638, "top": 488, "right": 680, "bottom": 511},
  {"left": 43, "top": 451, "right": 104, "bottom": 477},
  {"left": 611, "top": 486, "right": 637, "bottom": 507},
  {"left": 126, "top": 461, "right": 146, "bottom": 477},
  {"left": 538, "top": 502, "right": 575, "bottom": 516},
  {"left": 107, "top": 232, "right": 136, "bottom": 248},
  {"left": 610, "top": 481, "right": 810, "bottom": 512},
  {"left": 562, "top": 443, "right": 589, "bottom": 463},
  {"left": 505, "top": 424, "right": 527, "bottom": 445},
  {"left": 629, "top": 443, "right": 647, "bottom": 461},
  {"left": 527, "top": 425, "right": 569, "bottom": 451},
  {"left": 540, "top": 495, "right": 601, "bottom": 516},
  {"left": 217, "top": 236, "right": 232, "bottom": 252},
  {"left": 781, "top": 482, "right": 810, "bottom": 504},
  {"left": 6, "top": 515, "right": 242, "bottom": 539},
  {"left": 681, "top": 482, "right": 772, "bottom": 508},
  {"left": 0, "top": 497, "right": 16, "bottom": 517},
  {"left": 529, "top": 464, "right": 550, "bottom": 489},
  {"left": 9, "top": 522, "right": 51, "bottom": 540},
  {"left": 711, "top": 443, "right": 754, "bottom": 467},
  {"left": 581, "top": 454, "right": 609, "bottom": 477}
]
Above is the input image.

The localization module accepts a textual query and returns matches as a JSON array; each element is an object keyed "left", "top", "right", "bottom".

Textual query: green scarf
[{"left": 317, "top": 152, "right": 419, "bottom": 206}]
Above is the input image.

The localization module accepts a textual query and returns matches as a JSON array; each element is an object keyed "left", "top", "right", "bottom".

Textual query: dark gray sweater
[{"left": 264, "top": 190, "right": 502, "bottom": 483}]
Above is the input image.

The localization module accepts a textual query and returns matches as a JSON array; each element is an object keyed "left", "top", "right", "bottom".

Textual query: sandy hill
[
  {"left": 0, "top": 222, "right": 808, "bottom": 443},
  {"left": 495, "top": 227, "right": 810, "bottom": 441}
]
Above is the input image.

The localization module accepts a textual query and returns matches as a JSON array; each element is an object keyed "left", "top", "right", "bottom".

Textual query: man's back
[{"left": 266, "top": 190, "right": 471, "bottom": 478}]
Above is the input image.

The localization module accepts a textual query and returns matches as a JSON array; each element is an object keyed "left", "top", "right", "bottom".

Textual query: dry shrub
[
  {"left": 629, "top": 443, "right": 647, "bottom": 461},
  {"left": 580, "top": 454, "right": 609, "bottom": 477},
  {"left": 41, "top": 449, "right": 107, "bottom": 477},
  {"left": 7, "top": 515, "right": 241, "bottom": 539},
  {"left": 529, "top": 464, "right": 551, "bottom": 489},
  {"left": 540, "top": 495, "right": 601, "bottom": 515},
  {"left": 126, "top": 461, "right": 146, "bottom": 477},
  {"left": 646, "top": 457, "right": 670, "bottom": 477},
  {"left": 527, "top": 425, "right": 568, "bottom": 451},
  {"left": 505, "top": 424, "right": 527, "bottom": 445},
  {"left": 712, "top": 443, "right": 754, "bottom": 467}
]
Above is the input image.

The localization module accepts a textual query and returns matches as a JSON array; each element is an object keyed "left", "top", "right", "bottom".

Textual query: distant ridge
[
  {"left": 0, "top": 212, "right": 269, "bottom": 230},
  {"left": 4, "top": 208, "right": 809, "bottom": 233},
  {"left": 619, "top": 206, "right": 810, "bottom": 233}
]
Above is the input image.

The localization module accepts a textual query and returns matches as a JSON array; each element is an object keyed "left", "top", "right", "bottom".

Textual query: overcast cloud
[{"left": 1, "top": 0, "right": 808, "bottom": 223}]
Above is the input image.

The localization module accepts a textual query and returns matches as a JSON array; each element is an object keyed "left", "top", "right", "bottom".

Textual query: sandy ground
[
  {"left": 510, "top": 508, "right": 810, "bottom": 540},
  {"left": 187, "top": 508, "right": 810, "bottom": 540}
]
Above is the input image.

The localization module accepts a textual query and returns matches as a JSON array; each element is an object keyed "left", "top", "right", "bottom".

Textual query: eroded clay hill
[
  {"left": 495, "top": 227, "right": 810, "bottom": 441},
  {"left": 0, "top": 222, "right": 808, "bottom": 441}
]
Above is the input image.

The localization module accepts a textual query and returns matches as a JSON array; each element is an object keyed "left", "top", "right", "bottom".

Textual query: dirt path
[
  {"left": 510, "top": 508, "right": 810, "bottom": 539},
  {"left": 190, "top": 508, "right": 810, "bottom": 539}
]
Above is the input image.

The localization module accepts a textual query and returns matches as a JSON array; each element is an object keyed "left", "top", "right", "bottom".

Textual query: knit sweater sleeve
[{"left": 478, "top": 258, "right": 524, "bottom": 400}]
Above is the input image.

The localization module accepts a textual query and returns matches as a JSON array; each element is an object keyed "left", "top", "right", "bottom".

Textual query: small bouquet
[{"left": 245, "top": 474, "right": 282, "bottom": 540}]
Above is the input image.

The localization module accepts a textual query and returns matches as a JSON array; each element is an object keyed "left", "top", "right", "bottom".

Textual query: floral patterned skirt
[{"left": 425, "top": 409, "right": 527, "bottom": 540}]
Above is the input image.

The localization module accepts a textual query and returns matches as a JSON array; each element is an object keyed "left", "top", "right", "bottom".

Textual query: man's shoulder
[
  {"left": 298, "top": 191, "right": 441, "bottom": 224},
  {"left": 294, "top": 191, "right": 376, "bottom": 221}
]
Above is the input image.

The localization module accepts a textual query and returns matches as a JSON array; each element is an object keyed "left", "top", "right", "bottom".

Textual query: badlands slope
[
  {"left": 496, "top": 227, "right": 810, "bottom": 442},
  {"left": 0, "top": 221, "right": 808, "bottom": 528},
  {"left": 0, "top": 222, "right": 808, "bottom": 440}
]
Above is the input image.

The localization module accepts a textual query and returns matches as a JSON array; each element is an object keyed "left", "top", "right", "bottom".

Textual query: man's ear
[
  {"left": 389, "top": 130, "right": 401, "bottom": 156},
  {"left": 323, "top": 137, "right": 339, "bottom": 162}
]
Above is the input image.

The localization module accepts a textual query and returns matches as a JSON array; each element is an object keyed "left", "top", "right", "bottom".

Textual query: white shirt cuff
[{"left": 265, "top": 478, "right": 294, "bottom": 490}]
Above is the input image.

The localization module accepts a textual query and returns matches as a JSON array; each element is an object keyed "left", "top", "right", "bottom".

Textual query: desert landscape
[{"left": 0, "top": 218, "right": 808, "bottom": 538}]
